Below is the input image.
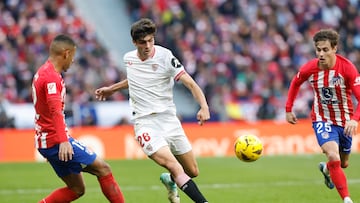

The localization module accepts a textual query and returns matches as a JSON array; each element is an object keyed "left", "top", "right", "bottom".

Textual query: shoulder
[
  {"left": 154, "top": 45, "right": 173, "bottom": 57},
  {"left": 297, "top": 58, "right": 318, "bottom": 74},
  {"left": 336, "top": 54, "right": 356, "bottom": 67},
  {"left": 124, "top": 50, "right": 137, "bottom": 60},
  {"left": 37, "top": 62, "right": 61, "bottom": 84},
  {"left": 302, "top": 58, "right": 318, "bottom": 69}
]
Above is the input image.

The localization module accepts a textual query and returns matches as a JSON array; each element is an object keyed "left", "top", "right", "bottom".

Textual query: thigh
[
  {"left": 83, "top": 157, "right": 111, "bottom": 177},
  {"left": 175, "top": 150, "right": 199, "bottom": 177},
  {"left": 61, "top": 173, "right": 85, "bottom": 191},
  {"left": 150, "top": 146, "right": 184, "bottom": 176}
]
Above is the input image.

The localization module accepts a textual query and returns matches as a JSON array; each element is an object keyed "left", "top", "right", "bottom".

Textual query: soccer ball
[{"left": 234, "top": 135, "right": 263, "bottom": 162}]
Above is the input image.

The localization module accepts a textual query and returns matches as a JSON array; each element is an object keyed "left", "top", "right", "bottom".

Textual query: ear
[{"left": 63, "top": 49, "right": 69, "bottom": 59}]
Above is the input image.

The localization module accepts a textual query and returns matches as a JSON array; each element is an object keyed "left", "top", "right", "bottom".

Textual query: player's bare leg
[
  {"left": 151, "top": 146, "right": 208, "bottom": 203},
  {"left": 339, "top": 152, "right": 350, "bottom": 168},
  {"left": 175, "top": 150, "right": 199, "bottom": 178},
  {"left": 39, "top": 173, "right": 84, "bottom": 203}
]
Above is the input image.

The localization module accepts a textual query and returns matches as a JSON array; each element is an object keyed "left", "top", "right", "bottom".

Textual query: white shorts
[{"left": 134, "top": 112, "right": 192, "bottom": 156}]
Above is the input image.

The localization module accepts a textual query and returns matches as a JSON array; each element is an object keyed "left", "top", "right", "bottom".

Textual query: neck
[{"left": 48, "top": 57, "right": 62, "bottom": 73}]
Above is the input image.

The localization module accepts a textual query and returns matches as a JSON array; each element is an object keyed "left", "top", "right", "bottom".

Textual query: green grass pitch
[{"left": 1, "top": 154, "right": 360, "bottom": 203}]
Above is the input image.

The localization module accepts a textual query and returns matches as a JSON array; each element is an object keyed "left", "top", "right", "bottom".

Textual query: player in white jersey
[{"left": 95, "top": 18, "right": 209, "bottom": 203}]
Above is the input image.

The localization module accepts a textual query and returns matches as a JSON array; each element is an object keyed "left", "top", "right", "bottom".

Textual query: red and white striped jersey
[
  {"left": 286, "top": 54, "right": 360, "bottom": 127},
  {"left": 32, "top": 60, "right": 69, "bottom": 148}
]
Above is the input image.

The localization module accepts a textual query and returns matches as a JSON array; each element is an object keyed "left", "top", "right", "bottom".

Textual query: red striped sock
[
  {"left": 327, "top": 160, "right": 349, "bottom": 199},
  {"left": 39, "top": 187, "right": 78, "bottom": 203},
  {"left": 98, "top": 173, "right": 125, "bottom": 203}
]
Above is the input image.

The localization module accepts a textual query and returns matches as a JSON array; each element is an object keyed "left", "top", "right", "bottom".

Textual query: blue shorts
[
  {"left": 312, "top": 121, "right": 352, "bottom": 154},
  {"left": 38, "top": 137, "right": 97, "bottom": 177}
]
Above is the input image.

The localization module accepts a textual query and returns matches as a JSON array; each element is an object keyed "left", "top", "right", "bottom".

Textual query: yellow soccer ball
[{"left": 234, "top": 135, "right": 263, "bottom": 162}]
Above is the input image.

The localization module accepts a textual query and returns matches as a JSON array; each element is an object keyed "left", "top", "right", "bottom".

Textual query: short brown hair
[
  {"left": 130, "top": 18, "right": 156, "bottom": 41},
  {"left": 313, "top": 29, "right": 339, "bottom": 48}
]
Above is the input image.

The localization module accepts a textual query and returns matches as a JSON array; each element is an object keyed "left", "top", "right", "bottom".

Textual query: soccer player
[
  {"left": 285, "top": 29, "right": 359, "bottom": 203},
  {"left": 95, "top": 18, "right": 209, "bottom": 203},
  {"left": 32, "top": 34, "right": 125, "bottom": 203}
]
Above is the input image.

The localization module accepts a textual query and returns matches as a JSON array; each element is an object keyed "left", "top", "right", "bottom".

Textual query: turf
[{"left": 1, "top": 154, "right": 359, "bottom": 203}]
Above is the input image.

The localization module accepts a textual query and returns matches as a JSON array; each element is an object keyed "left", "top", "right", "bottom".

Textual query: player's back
[{"left": 32, "top": 61, "right": 66, "bottom": 148}]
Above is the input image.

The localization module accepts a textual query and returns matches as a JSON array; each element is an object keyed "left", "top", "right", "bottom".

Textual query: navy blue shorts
[
  {"left": 38, "top": 137, "right": 97, "bottom": 177},
  {"left": 312, "top": 121, "right": 352, "bottom": 154}
]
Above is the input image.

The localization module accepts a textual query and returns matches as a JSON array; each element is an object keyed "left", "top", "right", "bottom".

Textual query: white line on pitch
[{"left": 1, "top": 179, "right": 360, "bottom": 195}]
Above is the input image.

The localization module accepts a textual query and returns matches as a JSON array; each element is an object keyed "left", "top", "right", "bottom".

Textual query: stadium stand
[{"left": 1, "top": 0, "right": 360, "bottom": 128}]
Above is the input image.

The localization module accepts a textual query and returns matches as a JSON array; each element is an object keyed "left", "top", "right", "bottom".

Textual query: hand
[
  {"left": 95, "top": 86, "right": 113, "bottom": 101},
  {"left": 344, "top": 119, "right": 358, "bottom": 137},
  {"left": 197, "top": 107, "right": 210, "bottom": 126},
  {"left": 58, "top": 141, "right": 74, "bottom": 162},
  {"left": 286, "top": 112, "right": 297, "bottom": 124}
]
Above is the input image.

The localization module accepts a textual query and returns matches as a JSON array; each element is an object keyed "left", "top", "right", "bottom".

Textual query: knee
[
  {"left": 325, "top": 151, "right": 340, "bottom": 162},
  {"left": 70, "top": 186, "right": 85, "bottom": 197},
  {"left": 341, "top": 161, "right": 349, "bottom": 168},
  {"left": 98, "top": 161, "right": 112, "bottom": 176},
  {"left": 186, "top": 167, "right": 199, "bottom": 178}
]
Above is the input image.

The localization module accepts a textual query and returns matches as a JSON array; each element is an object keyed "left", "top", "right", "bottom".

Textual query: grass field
[{"left": 1, "top": 154, "right": 360, "bottom": 203}]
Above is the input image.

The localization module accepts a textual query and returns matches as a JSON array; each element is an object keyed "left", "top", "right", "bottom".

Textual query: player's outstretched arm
[
  {"left": 95, "top": 79, "right": 129, "bottom": 101},
  {"left": 179, "top": 73, "right": 210, "bottom": 125}
]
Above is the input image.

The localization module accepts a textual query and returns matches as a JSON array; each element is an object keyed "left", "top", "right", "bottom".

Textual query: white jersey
[{"left": 124, "top": 45, "right": 186, "bottom": 119}]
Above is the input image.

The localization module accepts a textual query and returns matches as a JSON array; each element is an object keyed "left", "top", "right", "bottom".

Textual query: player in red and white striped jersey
[
  {"left": 32, "top": 34, "right": 125, "bottom": 203},
  {"left": 286, "top": 29, "right": 359, "bottom": 203}
]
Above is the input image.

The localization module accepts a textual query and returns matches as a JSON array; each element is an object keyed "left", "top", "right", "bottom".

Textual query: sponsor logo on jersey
[{"left": 47, "top": 82, "right": 56, "bottom": 94}]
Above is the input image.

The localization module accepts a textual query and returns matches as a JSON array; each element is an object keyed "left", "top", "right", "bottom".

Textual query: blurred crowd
[
  {"left": 1, "top": 0, "right": 360, "bottom": 128},
  {"left": 126, "top": 0, "right": 360, "bottom": 122},
  {"left": 0, "top": 0, "right": 127, "bottom": 127}
]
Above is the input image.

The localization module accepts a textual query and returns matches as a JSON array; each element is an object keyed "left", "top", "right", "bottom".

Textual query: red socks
[
  {"left": 98, "top": 173, "right": 125, "bottom": 203},
  {"left": 39, "top": 173, "right": 124, "bottom": 203},
  {"left": 38, "top": 187, "right": 79, "bottom": 203},
  {"left": 327, "top": 160, "right": 349, "bottom": 199}
]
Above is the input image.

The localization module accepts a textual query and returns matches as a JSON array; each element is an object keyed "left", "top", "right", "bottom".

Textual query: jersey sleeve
[
  {"left": 166, "top": 50, "right": 186, "bottom": 81},
  {"left": 347, "top": 65, "right": 360, "bottom": 121},
  {"left": 45, "top": 75, "right": 68, "bottom": 143},
  {"left": 285, "top": 66, "right": 311, "bottom": 112}
]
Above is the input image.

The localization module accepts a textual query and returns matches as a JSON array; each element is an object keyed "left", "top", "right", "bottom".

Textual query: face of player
[
  {"left": 63, "top": 46, "right": 76, "bottom": 72},
  {"left": 134, "top": 34, "right": 155, "bottom": 61},
  {"left": 315, "top": 40, "right": 337, "bottom": 69}
]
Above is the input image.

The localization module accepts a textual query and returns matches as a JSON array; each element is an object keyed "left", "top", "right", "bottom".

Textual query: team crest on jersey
[
  {"left": 47, "top": 82, "right": 56, "bottom": 94},
  {"left": 331, "top": 76, "right": 342, "bottom": 86},
  {"left": 171, "top": 57, "right": 183, "bottom": 68},
  {"left": 152, "top": 64, "right": 159, "bottom": 71}
]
